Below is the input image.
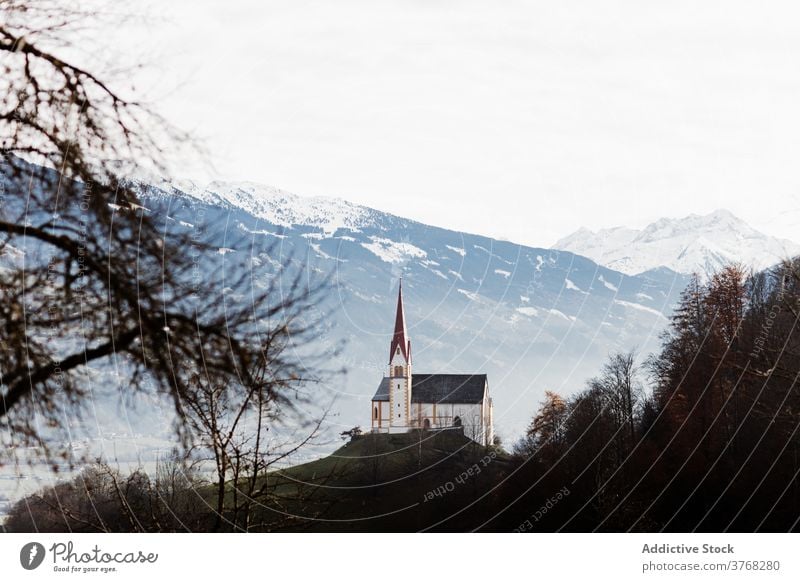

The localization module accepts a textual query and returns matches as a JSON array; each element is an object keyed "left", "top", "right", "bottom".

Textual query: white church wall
[
  {"left": 415, "top": 402, "right": 434, "bottom": 425},
  {"left": 484, "top": 397, "right": 494, "bottom": 445},
  {"left": 388, "top": 345, "right": 410, "bottom": 428},
  {"left": 371, "top": 400, "right": 393, "bottom": 430},
  {"left": 452, "top": 403, "right": 481, "bottom": 425},
  {"left": 421, "top": 402, "right": 485, "bottom": 439},
  {"left": 390, "top": 378, "right": 409, "bottom": 427},
  {"left": 372, "top": 397, "right": 490, "bottom": 444}
]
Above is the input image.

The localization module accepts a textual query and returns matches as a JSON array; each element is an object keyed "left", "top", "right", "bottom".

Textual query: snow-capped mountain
[
  {"left": 0, "top": 162, "right": 690, "bottom": 511},
  {"left": 137, "top": 179, "right": 688, "bottom": 441},
  {"left": 552, "top": 209, "right": 800, "bottom": 276},
  {"left": 170, "top": 180, "right": 378, "bottom": 236},
  {"left": 0, "top": 160, "right": 688, "bottom": 450}
]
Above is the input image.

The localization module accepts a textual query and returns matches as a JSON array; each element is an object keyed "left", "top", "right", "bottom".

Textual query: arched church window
[
  {"left": 394, "top": 366, "right": 403, "bottom": 377},
  {"left": 373, "top": 407, "right": 378, "bottom": 420},
  {"left": 453, "top": 416, "right": 462, "bottom": 427},
  {"left": 423, "top": 418, "right": 431, "bottom": 430}
]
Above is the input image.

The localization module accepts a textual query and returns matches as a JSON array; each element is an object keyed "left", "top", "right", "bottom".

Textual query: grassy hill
[
  {"left": 250, "top": 430, "right": 513, "bottom": 532},
  {"left": 3, "top": 430, "right": 516, "bottom": 533}
]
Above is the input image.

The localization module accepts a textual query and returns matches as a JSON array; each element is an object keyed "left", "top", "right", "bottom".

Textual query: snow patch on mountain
[
  {"left": 517, "top": 306, "right": 539, "bottom": 317},
  {"left": 598, "top": 275, "right": 619, "bottom": 292},
  {"left": 310, "top": 242, "right": 342, "bottom": 262},
  {"left": 565, "top": 278, "right": 583, "bottom": 292},
  {"left": 548, "top": 308, "right": 576, "bottom": 322},
  {"left": 362, "top": 237, "right": 426, "bottom": 264},
  {"left": 457, "top": 289, "right": 480, "bottom": 302},
  {"left": 613, "top": 299, "right": 668, "bottom": 319}
]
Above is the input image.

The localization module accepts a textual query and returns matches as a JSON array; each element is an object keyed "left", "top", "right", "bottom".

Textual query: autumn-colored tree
[
  {"left": 515, "top": 390, "right": 567, "bottom": 461},
  {"left": 705, "top": 264, "right": 749, "bottom": 347}
]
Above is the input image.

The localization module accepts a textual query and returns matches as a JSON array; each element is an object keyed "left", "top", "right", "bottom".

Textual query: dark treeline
[
  {"left": 490, "top": 260, "right": 800, "bottom": 532},
  {"left": 4, "top": 454, "right": 337, "bottom": 533},
  {"left": 5, "top": 461, "right": 208, "bottom": 533}
]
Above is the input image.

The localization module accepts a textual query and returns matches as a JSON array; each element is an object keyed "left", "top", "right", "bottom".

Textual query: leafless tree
[
  {"left": 596, "top": 351, "right": 641, "bottom": 454},
  {"left": 4, "top": 456, "right": 210, "bottom": 532},
  {"left": 182, "top": 353, "right": 338, "bottom": 532},
  {"left": 0, "top": 1, "right": 333, "bottom": 470}
]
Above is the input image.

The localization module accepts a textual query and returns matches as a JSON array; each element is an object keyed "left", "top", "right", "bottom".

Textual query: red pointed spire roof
[{"left": 389, "top": 280, "right": 411, "bottom": 363}]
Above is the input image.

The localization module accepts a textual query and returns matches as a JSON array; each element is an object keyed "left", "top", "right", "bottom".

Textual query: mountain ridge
[
  {"left": 552, "top": 209, "right": 799, "bottom": 276},
  {"left": 134, "top": 178, "right": 688, "bottom": 442}
]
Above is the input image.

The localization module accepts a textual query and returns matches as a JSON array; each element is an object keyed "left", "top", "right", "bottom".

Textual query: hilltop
[{"left": 253, "top": 431, "right": 513, "bottom": 532}]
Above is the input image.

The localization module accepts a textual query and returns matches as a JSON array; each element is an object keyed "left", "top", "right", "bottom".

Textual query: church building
[{"left": 370, "top": 282, "right": 494, "bottom": 446}]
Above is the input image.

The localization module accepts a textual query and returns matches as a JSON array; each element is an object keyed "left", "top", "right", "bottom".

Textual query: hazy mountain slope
[
  {"left": 0, "top": 161, "right": 688, "bottom": 447},
  {"left": 0, "top": 163, "right": 688, "bottom": 517},
  {"left": 137, "top": 180, "right": 688, "bottom": 442}
]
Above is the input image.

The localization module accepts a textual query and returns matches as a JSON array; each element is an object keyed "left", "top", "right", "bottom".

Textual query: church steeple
[
  {"left": 387, "top": 280, "right": 412, "bottom": 429},
  {"left": 389, "top": 280, "right": 411, "bottom": 364}
]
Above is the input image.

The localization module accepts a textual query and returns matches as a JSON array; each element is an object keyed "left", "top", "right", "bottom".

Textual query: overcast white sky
[{"left": 101, "top": 0, "right": 800, "bottom": 247}]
